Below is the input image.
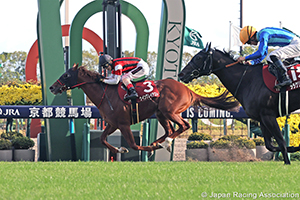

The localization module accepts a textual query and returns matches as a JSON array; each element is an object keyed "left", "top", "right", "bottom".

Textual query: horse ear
[
  {"left": 208, "top": 42, "right": 211, "bottom": 50},
  {"left": 72, "top": 63, "right": 79, "bottom": 70},
  {"left": 204, "top": 42, "right": 211, "bottom": 52},
  {"left": 204, "top": 43, "right": 208, "bottom": 51}
]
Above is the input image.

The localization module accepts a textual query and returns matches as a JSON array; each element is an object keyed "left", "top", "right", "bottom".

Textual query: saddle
[
  {"left": 117, "top": 80, "right": 160, "bottom": 105},
  {"left": 262, "top": 62, "right": 300, "bottom": 93},
  {"left": 262, "top": 62, "right": 300, "bottom": 116}
]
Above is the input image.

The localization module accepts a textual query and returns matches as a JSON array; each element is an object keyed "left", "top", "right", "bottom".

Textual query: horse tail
[{"left": 192, "top": 90, "right": 240, "bottom": 112}]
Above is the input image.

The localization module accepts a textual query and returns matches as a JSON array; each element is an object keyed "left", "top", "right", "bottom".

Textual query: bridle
[
  {"left": 189, "top": 48, "right": 224, "bottom": 78},
  {"left": 56, "top": 68, "right": 114, "bottom": 110},
  {"left": 56, "top": 68, "right": 98, "bottom": 91},
  {"left": 188, "top": 48, "right": 248, "bottom": 97}
]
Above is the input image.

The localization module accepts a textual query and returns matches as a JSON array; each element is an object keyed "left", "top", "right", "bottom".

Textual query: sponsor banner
[
  {"left": 0, "top": 106, "right": 249, "bottom": 119},
  {"left": 181, "top": 106, "right": 248, "bottom": 119},
  {"left": 159, "top": 0, "right": 185, "bottom": 80},
  {"left": 0, "top": 106, "right": 101, "bottom": 119}
]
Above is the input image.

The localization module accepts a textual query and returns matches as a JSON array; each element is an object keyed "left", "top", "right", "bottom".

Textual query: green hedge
[
  {"left": 187, "top": 141, "right": 208, "bottom": 149},
  {"left": 210, "top": 135, "right": 255, "bottom": 149},
  {"left": 188, "top": 132, "right": 212, "bottom": 141}
]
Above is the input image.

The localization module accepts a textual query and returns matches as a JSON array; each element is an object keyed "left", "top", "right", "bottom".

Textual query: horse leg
[
  {"left": 150, "top": 111, "right": 174, "bottom": 147},
  {"left": 260, "top": 123, "right": 300, "bottom": 152},
  {"left": 158, "top": 113, "right": 190, "bottom": 151},
  {"left": 261, "top": 123, "right": 300, "bottom": 153},
  {"left": 118, "top": 125, "right": 161, "bottom": 153},
  {"left": 260, "top": 116, "right": 290, "bottom": 164},
  {"left": 161, "top": 112, "right": 190, "bottom": 139},
  {"left": 100, "top": 124, "right": 120, "bottom": 154},
  {"left": 260, "top": 125, "right": 280, "bottom": 152}
]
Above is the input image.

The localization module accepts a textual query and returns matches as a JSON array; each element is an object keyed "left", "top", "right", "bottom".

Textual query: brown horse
[{"left": 50, "top": 64, "right": 239, "bottom": 156}]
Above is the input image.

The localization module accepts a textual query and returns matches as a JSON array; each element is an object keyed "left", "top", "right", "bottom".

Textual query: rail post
[
  {"left": 191, "top": 118, "right": 198, "bottom": 133},
  {"left": 141, "top": 119, "right": 149, "bottom": 161},
  {"left": 82, "top": 122, "right": 90, "bottom": 161}
]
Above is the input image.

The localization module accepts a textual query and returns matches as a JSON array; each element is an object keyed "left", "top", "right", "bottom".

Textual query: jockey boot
[
  {"left": 124, "top": 87, "right": 138, "bottom": 101},
  {"left": 270, "top": 56, "right": 292, "bottom": 89}
]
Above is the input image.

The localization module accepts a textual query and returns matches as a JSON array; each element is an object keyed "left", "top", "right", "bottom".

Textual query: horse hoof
[
  {"left": 118, "top": 147, "right": 129, "bottom": 153},
  {"left": 166, "top": 146, "right": 171, "bottom": 153},
  {"left": 159, "top": 137, "right": 173, "bottom": 150},
  {"left": 157, "top": 143, "right": 171, "bottom": 152}
]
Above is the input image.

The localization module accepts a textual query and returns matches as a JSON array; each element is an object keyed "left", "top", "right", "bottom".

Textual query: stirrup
[
  {"left": 274, "top": 79, "right": 292, "bottom": 89},
  {"left": 124, "top": 93, "right": 138, "bottom": 101},
  {"left": 124, "top": 87, "right": 138, "bottom": 101}
]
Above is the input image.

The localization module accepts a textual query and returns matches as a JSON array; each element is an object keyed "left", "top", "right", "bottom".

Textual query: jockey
[
  {"left": 99, "top": 54, "right": 150, "bottom": 101},
  {"left": 237, "top": 26, "right": 300, "bottom": 89}
]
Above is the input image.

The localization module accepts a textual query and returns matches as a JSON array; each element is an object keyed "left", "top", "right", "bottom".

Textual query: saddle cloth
[
  {"left": 118, "top": 80, "right": 160, "bottom": 104},
  {"left": 262, "top": 63, "right": 300, "bottom": 93}
]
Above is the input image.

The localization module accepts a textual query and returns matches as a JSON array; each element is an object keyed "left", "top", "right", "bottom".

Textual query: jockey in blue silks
[{"left": 237, "top": 26, "right": 300, "bottom": 89}]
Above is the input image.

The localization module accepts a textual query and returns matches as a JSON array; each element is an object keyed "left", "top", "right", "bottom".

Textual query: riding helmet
[
  {"left": 240, "top": 26, "right": 256, "bottom": 44},
  {"left": 99, "top": 54, "right": 113, "bottom": 67}
]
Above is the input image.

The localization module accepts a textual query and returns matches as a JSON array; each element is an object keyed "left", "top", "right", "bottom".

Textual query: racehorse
[
  {"left": 50, "top": 64, "right": 239, "bottom": 156},
  {"left": 178, "top": 43, "right": 300, "bottom": 164}
]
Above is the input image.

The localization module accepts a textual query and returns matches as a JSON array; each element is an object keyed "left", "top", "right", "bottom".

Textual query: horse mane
[
  {"left": 78, "top": 66, "right": 104, "bottom": 81},
  {"left": 215, "top": 48, "right": 237, "bottom": 62},
  {"left": 217, "top": 48, "right": 264, "bottom": 67}
]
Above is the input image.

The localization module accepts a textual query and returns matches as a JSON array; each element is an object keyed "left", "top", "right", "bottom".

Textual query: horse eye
[
  {"left": 192, "top": 70, "right": 199, "bottom": 76},
  {"left": 63, "top": 73, "right": 70, "bottom": 79}
]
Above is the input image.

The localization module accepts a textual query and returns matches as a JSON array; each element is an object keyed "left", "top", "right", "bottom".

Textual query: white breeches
[
  {"left": 267, "top": 36, "right": 300, "bottom": 62},
  {"left": 122, "top": 59, "right": 149, "bottom": 86}
]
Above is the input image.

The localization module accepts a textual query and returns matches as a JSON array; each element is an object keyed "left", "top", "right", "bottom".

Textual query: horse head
[
  {"left": 179, "top": 42, "right": 214, "bottom": 83},
  {"left": 49, "top": 63, "right": 79, "bottom": 94}
]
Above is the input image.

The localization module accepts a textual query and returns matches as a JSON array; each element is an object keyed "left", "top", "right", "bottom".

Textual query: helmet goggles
[{"left": 103, "top": 63, "right": 110, "bottom": 69}]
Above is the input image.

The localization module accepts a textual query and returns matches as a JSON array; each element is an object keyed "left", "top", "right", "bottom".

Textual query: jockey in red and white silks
[{"left": 99, "top": 55, "right": 150, "bottom": 100}]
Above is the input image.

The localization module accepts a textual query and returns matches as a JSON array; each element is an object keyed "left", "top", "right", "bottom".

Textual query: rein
[
  {"left": 57, "top": 71, "right": 114, "bottom": 111},
  {"left": 225, "top": 60, "right": 248, "bottom": 96},
  {"left": 57, "top": 68, "right": 114, "bottom": 110},
  {"left": 100, "top": 83, "right": 114, "bottom": 111},
  {"left": 70, "top": 80, "right": 114, "bottom": 111},
  {"left": 225, "top": 61, "right": 239, "bottom": 68},
  {"left": 59, "top": 79, "right": 114, "bottom": 110},
  {"left": 69, "top": 81, "right": 95, "bottom": 89},
  {"left": 97, "top": 84, "right": 108, "bottom": 109},
  {"left": 57, "top": 79, "right": 97, "bottom": 90},
  {"left": 190, "top": 50, "right": 249, "bottom": 97},
  {"left": 233, "top": 65, "right": 249, "bottom": 96}
]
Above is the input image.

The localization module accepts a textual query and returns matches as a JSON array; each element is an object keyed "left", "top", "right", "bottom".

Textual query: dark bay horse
[
  {"left": 50, "top": 64, "right": 239, "bottom": 156},
  {"left": 179, "top": 43, "right": 300, "bottom": 164}
]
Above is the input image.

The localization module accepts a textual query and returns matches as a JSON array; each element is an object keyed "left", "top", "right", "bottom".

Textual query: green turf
[{"left": 0, "top": 161, "right": 299, "bottom": 199}]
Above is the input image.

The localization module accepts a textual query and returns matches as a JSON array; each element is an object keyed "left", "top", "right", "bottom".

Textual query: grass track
[{"left": 0, "top": 161, "right": 299, "bottom": 200}]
